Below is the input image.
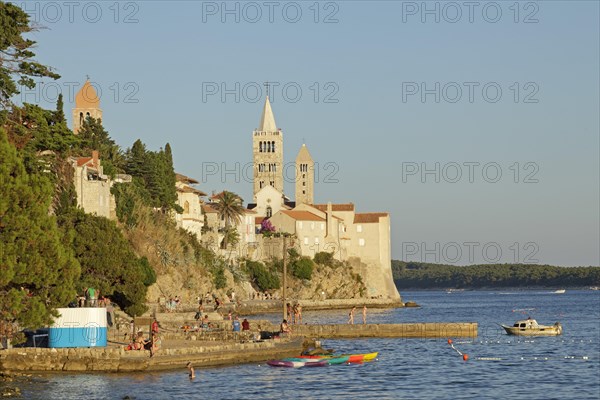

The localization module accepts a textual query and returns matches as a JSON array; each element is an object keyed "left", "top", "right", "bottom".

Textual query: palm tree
[{"left": 213, "top": 191, "right": 245, "bottom": 248}]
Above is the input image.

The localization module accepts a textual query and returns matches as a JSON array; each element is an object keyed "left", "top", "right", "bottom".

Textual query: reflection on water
[{"left": 13, "top": 290, "right": 600, "bottom": 400}]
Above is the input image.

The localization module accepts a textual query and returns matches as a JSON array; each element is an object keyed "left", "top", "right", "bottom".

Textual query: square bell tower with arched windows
[{"left": 253, "top": 95, "right": 284, "bottom": 200}]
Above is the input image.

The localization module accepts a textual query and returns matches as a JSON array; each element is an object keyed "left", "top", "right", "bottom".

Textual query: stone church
[{"left": 249, "top": 96, "right": 400, "bottom": 300}]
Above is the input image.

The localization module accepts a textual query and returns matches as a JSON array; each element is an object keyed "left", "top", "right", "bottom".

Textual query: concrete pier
[
  {"left": 0, "top": 337, "right": 305, "bottom": 373},
  {"left": 290, "top": 323, "right": 478, "bottom": 339}
]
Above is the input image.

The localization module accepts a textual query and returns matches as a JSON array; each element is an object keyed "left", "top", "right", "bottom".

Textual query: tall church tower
[
  {"left": 295, "top": 144, "right": 314, "bottom": 205},
  {"left": 72, "top": 79, "right": 102, "bottom": 134},
  {"left": 253, "top": 96, "right": 284, "bottom": 199}
]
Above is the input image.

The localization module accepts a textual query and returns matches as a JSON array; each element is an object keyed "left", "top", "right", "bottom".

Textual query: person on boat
[
  {"left": 362, "top": 305, "right": 367, "bottom": 325},
  {"left": 280, "top": 319, "right": 292, "bottom": 334}
]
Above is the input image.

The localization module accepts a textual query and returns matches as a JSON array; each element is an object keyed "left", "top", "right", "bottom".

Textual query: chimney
[{"left": 92, "top": 150, "right": 99, "bottom": 167}]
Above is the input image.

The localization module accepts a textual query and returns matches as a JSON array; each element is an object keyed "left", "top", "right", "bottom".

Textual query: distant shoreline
[{"left": 394, "top": 285, "right": 600, "bottom": 291}]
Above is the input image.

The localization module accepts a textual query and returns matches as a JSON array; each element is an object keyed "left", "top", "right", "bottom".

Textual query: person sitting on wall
[
  {"left": 202, "top": 315, "right": 210, "bottom": 330},
  {"left": 242, "top": 318, "right": 250, "bottom": 331},
  {"left": 280, "top": 319, "right": 292, "bottom": 335}
]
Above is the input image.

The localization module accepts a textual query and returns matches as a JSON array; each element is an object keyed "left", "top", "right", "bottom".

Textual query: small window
[
  {"left": 302, "top": 181, "right": 306, "bottom": 186},
  {"left": 266, "top": 206, "right": 272, "bottom": 218},
  {"left": 310, "top": 222, "right": 315, "bottom": 230},
  {"left": 321, "top": 223, "right": 324, "bottom": 230},
  {"left": 359, "top": 238, "right": 365, "bottom": 247},
  {"left": 302, "top": 190, "right": 305, "bottom": 194},
  {"left": 298, "top": 221, "right": 303, "bottom": 229},
  {"left": 304, "top": 237, "right": 309, "bottom": 245},
  {"left": 357, "top": 225, "right": 363, "bottom": 233},
  {"left": 314, "top": 237, "right": 319, "bottom": 244}
]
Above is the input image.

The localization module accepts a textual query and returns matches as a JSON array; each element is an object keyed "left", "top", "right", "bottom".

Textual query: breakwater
[
  {"left": 0, "top": 337, "right": 305, "bottom": 373},
  {"left": 283, "top": 323, "right": 478, "bottom": 339}
]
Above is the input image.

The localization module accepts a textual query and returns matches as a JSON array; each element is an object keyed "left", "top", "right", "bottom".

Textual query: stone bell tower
[
  {"left": 253, "top": 94, "right": 284, "bottom": 199},
  {"left": 72, "top": 79, "right": 102, "bottom": 134},
  {"left": 295, "top": 144, "right": 314, "bottom": 206}
]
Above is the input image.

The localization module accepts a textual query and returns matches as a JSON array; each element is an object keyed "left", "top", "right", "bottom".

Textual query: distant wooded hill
[{"left": 392, "top": 261, "right": 600, "bottom": 289}]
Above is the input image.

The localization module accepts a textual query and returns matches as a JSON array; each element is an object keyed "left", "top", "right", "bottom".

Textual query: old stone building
[
  {"left": 295, "top": 144, "right": 314, "bottom": 206},
  {"left": 174, "top": 173, "right": 206, "bottom": 238},
  {"left": 249, "top": 96, "right": 399, "bottom": 300},
  {"left": 253, "top": 96, "right": 284, "bottom": 199},
  {"left": 70, "top": 151, "right": 118, "bottom": 219}
]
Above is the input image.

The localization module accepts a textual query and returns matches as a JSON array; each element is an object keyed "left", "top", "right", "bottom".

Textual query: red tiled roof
[
  {"left": 177, "top": 186, "right": 207, "bottom": 196},
  {"left": 175, "top": 173, "right": 199, "bottom": 184},
  {"left": 353, "top": 213, "right": 388, "bottom": 224},
  {"left": 76, "top": 157, "right": 93, "bottom": 167},
  {"left": 255, "top": 217, "right": 266, "bottom": 224},
  {"left": 210, "top": 191, "right": 230, "bottom": 200},
  {"left": 282, "top": 210, "right": 325, "bottom": 221},
  {"left": 202, "top": 205, "right": 218, "bottom": 214},
  {"left": 311, "top": 203, "right": 355, "bottom": 212}
]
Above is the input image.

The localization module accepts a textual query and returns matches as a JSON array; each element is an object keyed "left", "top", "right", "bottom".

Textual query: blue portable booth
[{"left": 48, "top": 308, "right": 107, "bottom": 348}]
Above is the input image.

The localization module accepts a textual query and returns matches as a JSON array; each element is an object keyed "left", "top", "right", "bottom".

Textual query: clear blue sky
[{"left": 19, "top": 1, "right": 599, "bottom": 266}]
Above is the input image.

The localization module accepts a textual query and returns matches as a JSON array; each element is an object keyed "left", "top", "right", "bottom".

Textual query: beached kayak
[
  {"left": 267, "top": 359, "right": 328, "bottom": 368},
  {"left": 284, "top": 356, "right": 350, "bottom": 365},
  {"left": 298, "top": 352, "right": 378, "bottom": 363}
]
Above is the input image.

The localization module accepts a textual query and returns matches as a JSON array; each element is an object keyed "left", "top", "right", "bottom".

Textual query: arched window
[
  {"left": 266, "top": 206, "right": 272, "bottom": 218},
  {"left": 184, "top": 201, "right": 190, "bottom": 214},
  {"left": 79, "top": 112, "right": 84, "bottom": 126},
  {"left": 259, "top": 142, "right": 263, "bottom": 152},
  {"left": 272, "top": 141, "right": 276, "bottom": 152},
  {"left": 267, "top": 141, "right": 271, "bottom": 152}
]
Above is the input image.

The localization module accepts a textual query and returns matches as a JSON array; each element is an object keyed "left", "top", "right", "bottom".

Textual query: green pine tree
[
  {"left": 0, "top": 128, "right": 80, "bottom": 343},
  {"left": 0, "top": 2, "right": 61, "bottom": 108}
]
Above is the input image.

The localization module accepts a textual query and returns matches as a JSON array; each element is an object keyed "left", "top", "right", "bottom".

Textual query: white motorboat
[{"left": 501, "top": 319, "right": 563, "bottom": 336}]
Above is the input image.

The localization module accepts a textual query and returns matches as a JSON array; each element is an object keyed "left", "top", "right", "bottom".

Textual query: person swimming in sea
[{"left": 187, "top": 362, "right": 195, "bottom": 379}]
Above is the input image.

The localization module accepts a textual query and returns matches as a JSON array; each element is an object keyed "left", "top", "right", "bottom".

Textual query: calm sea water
[{"left": 9, "top": 290, "right": 600, "bottom": 399}]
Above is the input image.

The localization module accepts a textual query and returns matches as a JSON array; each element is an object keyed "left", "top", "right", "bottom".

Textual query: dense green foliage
[
  {"left": 122, "top": 139, "right": 178, "bottom": 211},
  {"left": 314, "top": 251, "right": 334, "bottom": 267},
  {"left": 212, "top": 266, "right": 227, "bottom": 289},
  {"left": 0, "top": 128, "right": 80, "bottom": 340},
  {"left": 0, "top": 2, "right": 60, "bottom": 107},
  {"left": 245, "top": 260, "right": 281, "bottom": 291},
  {"left": 392, "top": 261, "right": 600, "bottom": 288},
  {"left": 291, "top": 257, "right": 314, "bottom": 280},
  {"left": 59, "top": 209, "right": 151, "bottom": 316},
  {"left": 76, "top": 117, "right": 121, "bottom": 177}
]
